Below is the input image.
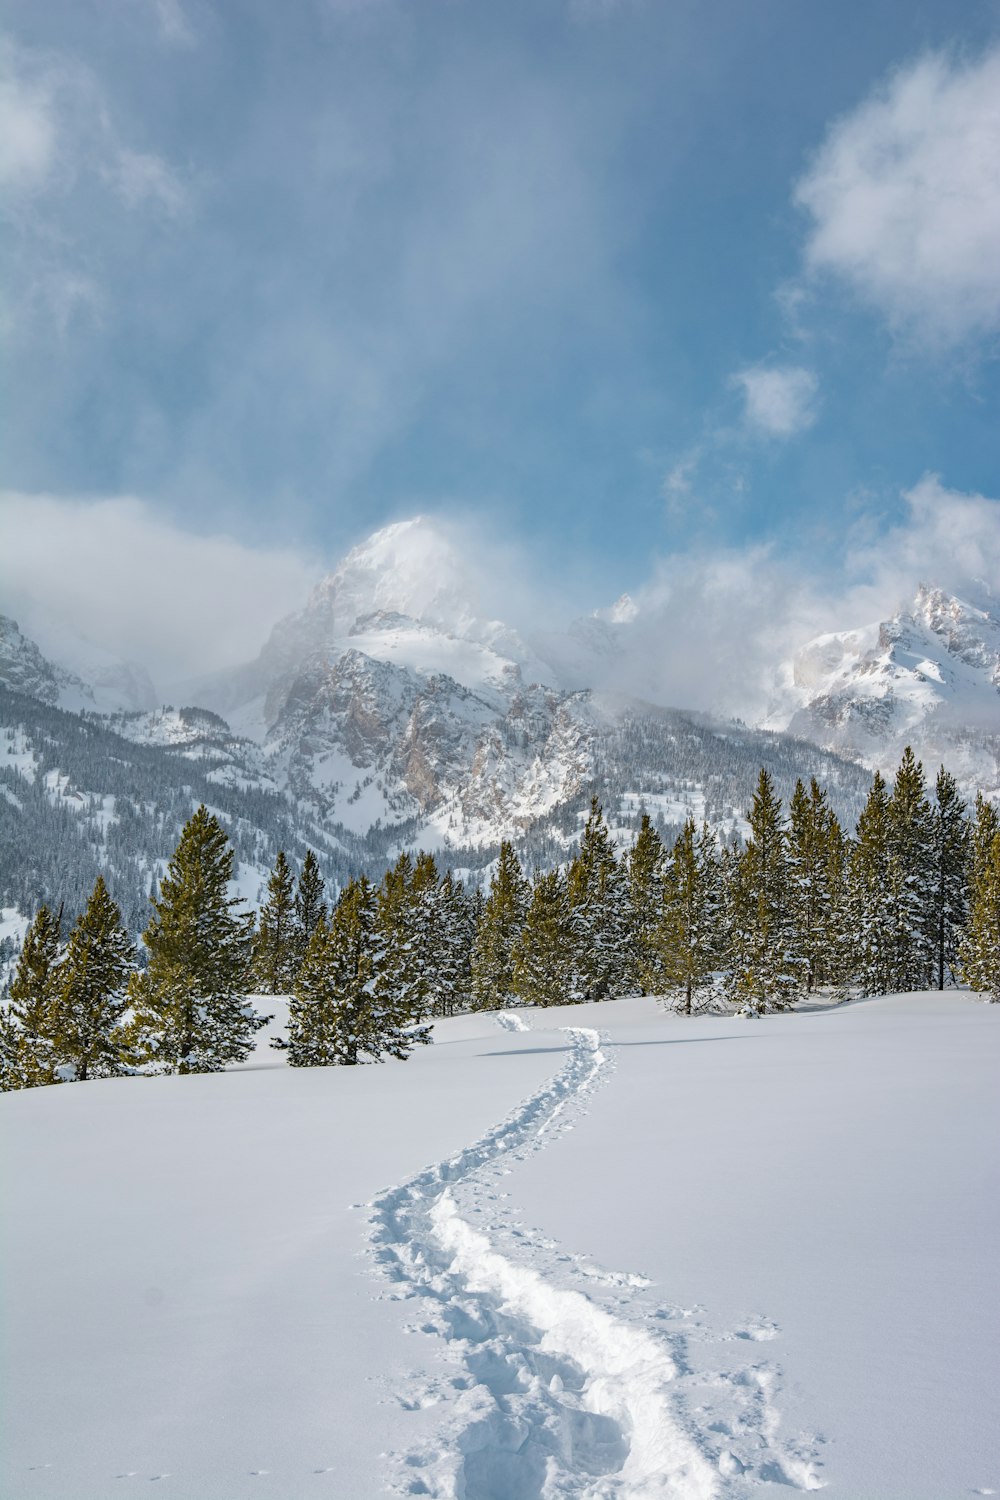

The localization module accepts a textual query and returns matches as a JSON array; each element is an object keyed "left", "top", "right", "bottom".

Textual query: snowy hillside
[
  {"left": 3, "top": 991, "right": 997, "bottom": 1497},
  {"left": 765, "top": 584, "right": 1000, "bottom": 787}
]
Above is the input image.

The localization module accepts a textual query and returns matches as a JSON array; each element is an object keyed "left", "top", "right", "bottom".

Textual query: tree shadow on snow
[
  {"left": 481, "top": 1045, "right": 576, "bottom": 1057},
  {"left": 609, "top": 1033, "right": 760, "bottom": 1047}
]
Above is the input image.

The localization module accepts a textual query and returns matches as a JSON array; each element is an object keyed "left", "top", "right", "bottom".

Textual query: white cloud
[
  {"left": 847, "top": 473, "right": 1000, "bottom": 605},
  {"left": 4, "top": 478, "right": 999, "bottom": 720},
  {"left": 661, "top": 448, "right": 701, "bottom": 515},
  {"left": 796, "top": 44, "right": 1000, "bottom": 347},
  {"left": 0, "top": 50, "right": 56, "bottom": 192},
  {"left": 0, "top": 493, "right": 319, "bottom": 685},
  {"left": 0, "top": 33, "right": 189, "bottom": 340},
  {"left": 732, "top": 363, "right": 819, "bottom": 438},
  {"left": 573, "top": 473, "right": 1000, "bottom": 720},
  {"left": 150, "top": 0, "right": 195, "bottom": 47},
  {"left": 108, "top": 147, "right": 187, "bottom": 216}
]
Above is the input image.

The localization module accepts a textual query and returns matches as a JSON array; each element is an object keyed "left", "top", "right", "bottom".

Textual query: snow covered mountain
[
  {"left": 765, "top": 584, "right": 1000, "bottom": 787},
  {"left": 7, "top": 515, "right": 1000, "bottom": 935},
  {"left": 192, "top": 517, "right": 554, "bottom": 735},
  {"left": 142, "top": 517, "right": 871, "bottom": 855}
]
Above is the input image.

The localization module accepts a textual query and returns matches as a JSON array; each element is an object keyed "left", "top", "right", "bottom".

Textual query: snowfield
[{"left": 2, "top": 992, "right": 998, "bottom": 1499}]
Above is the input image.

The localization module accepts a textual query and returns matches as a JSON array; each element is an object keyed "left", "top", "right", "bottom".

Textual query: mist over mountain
[{"left": 3, "top": 510, "right": 1000, "bottom": 944}]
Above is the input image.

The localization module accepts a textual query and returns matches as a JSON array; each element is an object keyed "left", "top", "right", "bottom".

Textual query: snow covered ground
[{"left": 2, "top": 992, "right": 998, "bottom": 1498}]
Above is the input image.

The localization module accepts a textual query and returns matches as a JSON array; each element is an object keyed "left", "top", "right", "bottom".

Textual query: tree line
[{"left": 3, "top": 746, "right": 1000, "bottom": 1092}]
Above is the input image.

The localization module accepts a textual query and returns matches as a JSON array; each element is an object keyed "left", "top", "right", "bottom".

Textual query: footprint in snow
[{"left": 735, "top": 1316, "right": 781, "bottom": 1341}]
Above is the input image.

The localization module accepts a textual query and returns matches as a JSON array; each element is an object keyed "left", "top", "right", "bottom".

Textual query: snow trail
[{"left": 369, "top": 1024, "right": 822, "bottom": 1497}]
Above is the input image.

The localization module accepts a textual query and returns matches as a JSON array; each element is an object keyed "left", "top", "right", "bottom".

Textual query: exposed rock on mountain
[{"left": 6, "top": 517, "right": 1000, "bottom": 936}]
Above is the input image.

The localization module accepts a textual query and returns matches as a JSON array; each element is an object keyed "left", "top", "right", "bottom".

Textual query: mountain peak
[{"left": 308, "top": 515, "right": 479, "bottom": 638}]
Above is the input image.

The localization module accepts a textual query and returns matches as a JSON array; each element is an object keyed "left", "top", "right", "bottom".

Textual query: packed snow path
[{"left": 369, "top": 1023, "right": 822, "bottom": 1498}]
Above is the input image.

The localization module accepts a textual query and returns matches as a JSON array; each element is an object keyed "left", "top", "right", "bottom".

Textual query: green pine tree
[
  {"left": 0, "top": 905, "right": 62, "bottom": 1090},
  {"left": 374, "top": 852, "right": 420, "bottom": 1018},
  {"left": 929, "top": 767, "right": 969, "bottom": 990},
  {"left": 849, "top": 771, "right": 895, "bottom": 995},
  {"left": 287, "top": 913, "right": 335, "bottom": 1064},
  {"left": 958, "top": 799, "right": 1000, "bottom": 1001},
  {"left": 287, "top": 876, "right": 428, "bottom": 1064},
  {"left": 886, "top": 747, "right": 935, "bottom": 992},
  {"left": 967, "top": 794, "right": 1000, "bottom": 896},
  {"left": 430, "top": 872, "right": 473, "bottom": 1017},
  {"left": 408, "top": 851, "right": 443, "bottom": 1017},
  {"left": 470, "top": 842, "right": 530, "bottom": 1009},
  {"left": 727, "top": 770, "right": 803, "bottom": 1015},
  {"left": 788, "top": 778, "right": 850, "bottom": 993},
  {"left": 958, "top": 828, "right": 1000, "bottom": 1002},
  {"left": 293, "top": 850, "right": 327, "bottom": 970},
  {"left": 651, "top": 819, "right": 724, "bottom": 1014},
  {"left": 626, "top": 813, "right": 666, "bottom": 993},
  {"left": 512, "top": 870, "right": 583, "bottom": 1007},
  {"left": 126, "top": 806, "right": 262, "bottom": 1073},
  {"left": 49, "top": 876, "right": 135, "bottom": 1082},
  {"left": 567, "top": 798, "right": 631, "bottom": 1002},
  {"left": 818, "top": 808, "right": 853, "bottom": 995},
  {"left": 252, "top": 850, "right": 298, "bottom": 993},
  {"left": 370, "top": 853, "right": 438, "bottom": 1045}
]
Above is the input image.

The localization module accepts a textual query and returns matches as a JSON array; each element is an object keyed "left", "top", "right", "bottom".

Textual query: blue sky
[{"left": 2, "top": 0, "right": 1000, "bottom": 675}]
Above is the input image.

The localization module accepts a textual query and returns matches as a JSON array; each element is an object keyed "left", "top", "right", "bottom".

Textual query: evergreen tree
[
  {"left": 626, "top": 813, "right": 666, "bottom": 992},
  {"left": 251, "top": 850, "right": 297, "bottom": 993},
  {"left": 365, "top": 853, "right": 440, "bottom": 1042},
  {"left": 408, "top": 851, "right": 442, "bottom": 1017},
  {"left": 0, "top": 905, "right": 62, "bottom": 1090},
  {"left": 374, "top": 852, "right": 421, "bottom": 1019},
  {"left": 0, "top": 1008, "right": 23, "bottom": 1093},
  {"left": 470, "top": 842, "right": 530, "bottom": 1008},
  {"left": 929, "top": 768, "right": 969, "bottom": 990},
  {"left": 968, "top": 794, "right": 1000, "bottom": 891},
  {"left": 431, "top": 872, "right": 473, "bottom": 1016},
  {"left": 849, "top": 772, "right": 895, "bottom": 995},
  {"left": 818, "top": 809, "right": 853, "bottom": 994},
  {"left": 49, "top": 876, "right": 135, "bottom": 1082},
  {"left": 727, "top": 770, "right": 803, "bottom": 1015},
  {"left": 959, "top": 799, "right": 1000, "bottom": 1001},
  {"left": 651, "top": 819, "right": 724, "bottom": 1014},
  {"left": 886, "top": 747, "right": 935, "bottom": 992},
  {"left": 512, "top": 870, "right": 583, "bottom": 1007},
  {"left": 287, "top": 875, "right": 429, "bottom": 1063},
  {"left": 788, "top": 779, "right": 850, "bottom": 992},
  {"left": 293, "top": 850, "right": 327, "bottom": 968},
  {"left": 567, "top": 798, "right": 631, "bottom": 1002},
  {"left": 287, "top": 913, "right": 335, "bottom": 1065},
  {"left": 126, "top": 806, "right": 262, "bottom": 1073}
]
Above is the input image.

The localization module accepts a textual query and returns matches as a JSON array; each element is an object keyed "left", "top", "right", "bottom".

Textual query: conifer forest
[{"left": 4, "top": 744, "right": 998, "bottom": 1092}]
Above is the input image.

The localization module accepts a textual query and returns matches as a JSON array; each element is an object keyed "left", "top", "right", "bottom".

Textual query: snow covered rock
[{"left": 766, "top": 584, "right": 1000, "bottom": 788}]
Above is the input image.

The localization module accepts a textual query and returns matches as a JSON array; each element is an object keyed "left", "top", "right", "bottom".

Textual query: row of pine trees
[{"left": 4, "top": 747, "right": 1000, "bottom": 1091}]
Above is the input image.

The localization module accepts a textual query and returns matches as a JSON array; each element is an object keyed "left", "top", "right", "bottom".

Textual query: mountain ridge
[{"left": 4, "top": 518, "right": 1000, "bottom": 935}]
